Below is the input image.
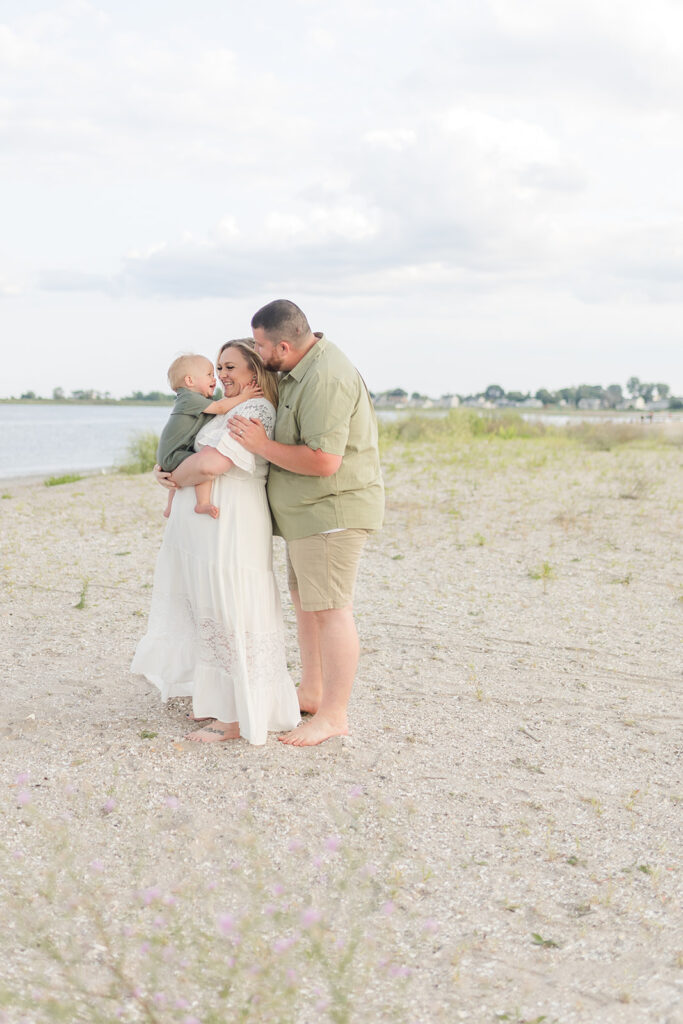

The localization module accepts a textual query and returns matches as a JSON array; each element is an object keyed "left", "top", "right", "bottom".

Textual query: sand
[{"left": 0, "top": 434, "right": 681, "bottom": 1023}]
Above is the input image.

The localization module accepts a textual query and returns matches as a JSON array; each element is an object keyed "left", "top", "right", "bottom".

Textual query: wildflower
[
  {"left": 101, "top": 798, "right": 116, "bottom": 815},
  {"left": 273, "top": 936, "right": 296, "bottom": 954},
  {"left": 381, "top": 900, "right": 395, "bottom": 916},
  {"left": 217, "top": 912, "right": 236, "bottom": 935},
  {"left": 287, "top": 838, "right": 303, "bottom": 852},
  {"left": 165, "top": 796, "right": 179, "bottom": 809},
  {"left": 324, "top": 835, "right": 341, "bottom": 852},
  {"left": 142, "top": 887, "right": 161, "bottom": 906},
  {"left": 422, "top": 918, "right": 440, "bottom": 934},
  {"left": 272, "top": 882, "right": 285, "bottom": 896},
  {"left": 300, "top": 907, "right": 322, "bottom": 928},
  {"left": 17, "top": 790, "right": 31, "bottom": 806},
  {"left": 348, "top": 784, "right": 363, "bottom": 799},
  {"left": 15, "top": 772, "right": 29, "bottom": 786},
  {"left": 388, "top": 964, "right": 412, "bottom": 978},
  {"left": 89, "top": 860, "right": 104, "bottom": 873}
]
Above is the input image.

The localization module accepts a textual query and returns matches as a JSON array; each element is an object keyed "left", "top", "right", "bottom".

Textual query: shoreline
[{"left": 0, "top": 466, "right": 117, "bottom": 487}]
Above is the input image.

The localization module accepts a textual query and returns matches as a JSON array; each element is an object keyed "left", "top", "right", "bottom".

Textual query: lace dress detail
[
  {"left": 195, "top": 398, "right": 275, "bottom": 477},
  {"left": 131, "top": 398, "right": 300, "bottom": 745}
]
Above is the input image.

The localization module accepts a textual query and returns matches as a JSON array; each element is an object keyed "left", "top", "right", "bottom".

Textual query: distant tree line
[
  {"left": 16, "top": 388, "right": 174, "bottom": 403},
  {"left": 374, "top": 378, "right": 681, "bottom": 411},
  {"left": 462, "top": 377, "right": 679, "bottom": 408}
]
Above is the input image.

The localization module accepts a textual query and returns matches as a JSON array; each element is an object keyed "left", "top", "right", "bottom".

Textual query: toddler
[{"left": 157, "top": 353, "right": 260, "bottom": 519}]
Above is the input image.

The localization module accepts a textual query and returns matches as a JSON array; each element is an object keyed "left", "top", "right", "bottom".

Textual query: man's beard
[{"left": 262, "top": 350, "right": 286, "bottom": 372}]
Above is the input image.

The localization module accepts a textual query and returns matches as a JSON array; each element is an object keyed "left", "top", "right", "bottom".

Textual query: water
[
  {"left": 1, "top": 403, "right": 674, "bottom": 480},
  {"left": 0, "top": 403, "right": 172, "bottom": 479}
]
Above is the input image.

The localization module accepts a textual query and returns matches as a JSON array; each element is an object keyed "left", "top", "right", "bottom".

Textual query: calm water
[
  {"left": 0, "top": 404, "right": 172, "bottom": 479},
  {"left": 1, "top": 403, "right": 673, "bottom": 480}
]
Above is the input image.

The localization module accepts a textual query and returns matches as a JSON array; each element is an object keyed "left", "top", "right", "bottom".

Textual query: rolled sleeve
[{"left": 300, "top": 376, "right": 356, "bottom": 455}]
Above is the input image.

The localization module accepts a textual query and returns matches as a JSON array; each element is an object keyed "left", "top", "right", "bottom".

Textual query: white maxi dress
[{"left": 131, "top": 397, "right": 301, "bottom": 745}]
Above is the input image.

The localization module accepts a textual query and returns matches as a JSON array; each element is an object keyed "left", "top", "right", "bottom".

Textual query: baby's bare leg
[
  {"left": 163, "top": 489, "right": 175, "bottom": 519},
  {"left": 194, "top": 479, "right": 219, "bottom": 519}
]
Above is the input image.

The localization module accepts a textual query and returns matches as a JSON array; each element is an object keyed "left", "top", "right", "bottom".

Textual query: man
[{"left": 229, "top": 299, "right": 384, "bottom": 746}]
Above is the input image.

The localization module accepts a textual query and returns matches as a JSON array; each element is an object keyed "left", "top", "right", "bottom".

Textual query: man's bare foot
[
  {"left": 186, "top": 721, "right": 240, "bottom": 742},
  {"left": 195, "top": 503, "right": 220, "bottom": 519},
  {"left": 278, "top": 714, "right": 349, "bottom": 747}
]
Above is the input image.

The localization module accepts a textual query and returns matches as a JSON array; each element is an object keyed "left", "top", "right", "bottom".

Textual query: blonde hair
[
  {"left": 217, "top": 339, "right": 279, "bottom": 408},
  {"left": 167, "top": 353, "right": 209, "bottom": 391}
]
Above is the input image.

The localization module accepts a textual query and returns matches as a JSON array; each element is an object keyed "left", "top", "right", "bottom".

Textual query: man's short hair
[{"left": 251, "top": 299, "right": 311, "bottom": 345}]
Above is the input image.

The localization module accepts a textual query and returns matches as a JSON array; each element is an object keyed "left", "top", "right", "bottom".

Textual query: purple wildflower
[{"left": 301, "top": 907, "right": 322, "bottom": 928}]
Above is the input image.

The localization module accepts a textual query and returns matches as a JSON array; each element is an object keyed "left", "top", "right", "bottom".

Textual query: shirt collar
[{"left": 285, "top": 333, "right": 327, "bottom": 383}]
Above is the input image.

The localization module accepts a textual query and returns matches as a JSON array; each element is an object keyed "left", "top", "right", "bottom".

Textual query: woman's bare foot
[
  {"left": 278, "top": 713, "right": 349, "bottom": 747},
  {"left": 186, "top": 721, "right": 240, "bottom": 742},
  {"left": 195, "top": 503, "right": 220, "bottom": 519},
  {"left": 185, "top": 713, "right": 214, "bottom": 722}
]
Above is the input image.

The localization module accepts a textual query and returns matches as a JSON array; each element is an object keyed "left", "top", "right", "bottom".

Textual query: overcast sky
[{"left": 2, "top": 0, "right": 683, "bottom": 399}]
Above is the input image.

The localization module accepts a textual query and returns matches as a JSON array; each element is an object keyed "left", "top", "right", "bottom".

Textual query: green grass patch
[
  {"left": 378, "top": 409, "right": 683, "bottom": 452},
  {"left": 117, "top": 430, "right": 159, "bottom": 475},
  {"left": 44, "top": 473, "right": 84, "bottom": 487}
]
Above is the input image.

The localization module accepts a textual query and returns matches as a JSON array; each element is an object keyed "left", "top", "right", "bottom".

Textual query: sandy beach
[{"left": 1, "top": 425, "right": 681, "bottom": 1023}]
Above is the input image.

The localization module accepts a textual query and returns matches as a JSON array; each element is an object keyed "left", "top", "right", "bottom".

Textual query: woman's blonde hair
[{"left": 217, "top": 339, "right": 279, "bottom": 408}]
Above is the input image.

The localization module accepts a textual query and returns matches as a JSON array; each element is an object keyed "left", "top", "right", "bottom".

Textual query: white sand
[{"left": 0, "top": 436, "right": 681, "bottom": 1023}]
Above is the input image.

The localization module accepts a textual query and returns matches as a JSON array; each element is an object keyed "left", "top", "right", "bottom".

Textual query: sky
[{"left": 1, "top": 0, "right": 683, "bottom": 399}]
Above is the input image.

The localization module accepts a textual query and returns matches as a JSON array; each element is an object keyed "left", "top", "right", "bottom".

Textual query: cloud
[{"left": 4, "top": 0, "right": 683, "bottom": 331}]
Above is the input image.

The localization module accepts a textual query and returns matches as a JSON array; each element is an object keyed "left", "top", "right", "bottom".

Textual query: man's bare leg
[
  {"left": 279, "top": 604, "right": 358, "bottom": 747},
  {"left": 291, "top": 589, "right": 323, "bottom": 714}
]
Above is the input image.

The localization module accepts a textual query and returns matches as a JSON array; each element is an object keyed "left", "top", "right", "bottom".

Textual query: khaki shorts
[{"left": 286, "top": 529, "right": 369, "bottom": 611}]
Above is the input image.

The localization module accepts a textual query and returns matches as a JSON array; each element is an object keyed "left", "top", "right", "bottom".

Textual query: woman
[{"left": 131, "top": 340, "right": 301, "bottom": 745}]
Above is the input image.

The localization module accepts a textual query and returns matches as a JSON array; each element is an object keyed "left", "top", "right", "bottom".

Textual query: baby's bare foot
[{"left": 195, "top": 503, "right": 220, "bottom": 519}]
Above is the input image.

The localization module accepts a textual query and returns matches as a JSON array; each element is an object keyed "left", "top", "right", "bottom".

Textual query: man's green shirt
[{"left": 267, "top": 335, "right": 385, "bottom": 541}]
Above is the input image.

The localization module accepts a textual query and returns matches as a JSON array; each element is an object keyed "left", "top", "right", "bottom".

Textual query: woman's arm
[{"left": 171, "top": 447, "right": 233, "bottom": 486}]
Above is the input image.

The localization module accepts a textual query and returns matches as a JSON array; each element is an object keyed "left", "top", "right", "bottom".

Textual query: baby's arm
[{"left": 203, "top": 381, "right": 262, "bottom": 415}]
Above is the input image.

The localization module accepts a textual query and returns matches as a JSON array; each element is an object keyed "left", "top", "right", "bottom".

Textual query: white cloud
[
  {"left": 364, "top": 129, "right": 416, "bottom": 151},
  {"left": 1, "top": 0, "right": 682, "bottom": 397}
]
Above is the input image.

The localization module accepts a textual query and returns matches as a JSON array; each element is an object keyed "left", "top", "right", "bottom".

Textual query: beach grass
[
  {"left": 377, "top": 407, "right": 683, "bottom": 452},
  {"left": 44, "top": 472, "right": 85, "bottom": 487},
  {"left": 117, "top": 430, "right": 160, "bottom": 475}
]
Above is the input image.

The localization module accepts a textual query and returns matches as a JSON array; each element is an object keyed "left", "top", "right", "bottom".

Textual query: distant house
[{"left": 578, "top": 398, "right": 602, "bottom": 411}]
